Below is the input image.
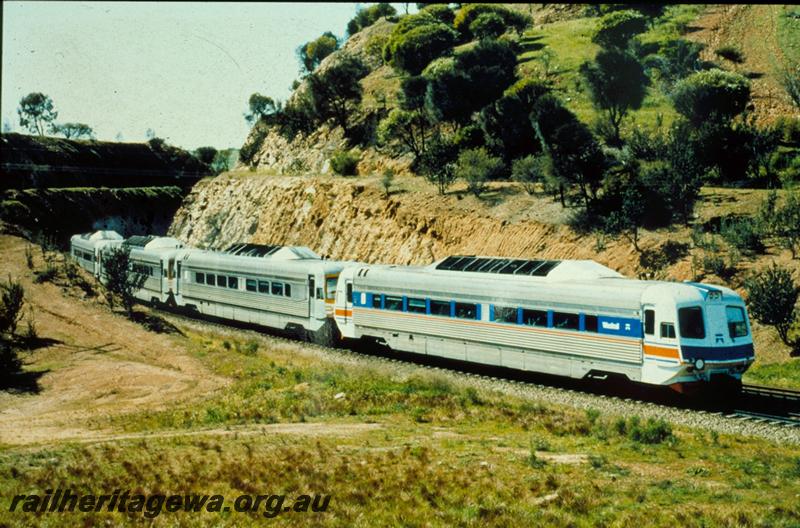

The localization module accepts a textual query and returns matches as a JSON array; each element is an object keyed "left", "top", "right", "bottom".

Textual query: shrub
[
  {"left": 470, "top": 12, "right": 505, "bottom": 40},
  {"left": 347, "top": 2, "right": 396, "bottom": 35},
  {"left": 381, "top": 168, "right": 394, "bottom": 196},
  {"left": 720, "top": 216, "right": 765, "bottom": 254},
  {"left": 0, "top": 277, "right": 25, "bottom": 336},
  {"left": 626, "top": 417, "right": 674, "bottom": 444},
  {"left": 455, "top": 147, "right": 504, "bottom": 196},
  {"left": 102, "top": 246, "right": 148, "bottom": 315},
  {"left": 297, "top": 32, "right": 339, "bottom": 73},
  {"left": 418, "top": 133, "right": 458, "bottom": 194},
  {"left": 419, "top": 4, "right": 454, "bottom": 25},
  {"left": 453, "top": 4, "right": 530, "bottom": 40},
  {"left": 744, "top": 264, "right": 799, "bottom": 348},
  {"left": 779, "top": 62, "right": 800, "bottom": 109},
  {"left": 672, "top": 69, "right": 751, "bottom": 125},
  {"left": 383, "top": 12, "right": 438, "bottom": 64},
  {"left": 389, "top": 23, "right": 457, "bottom": 75},
  {"left": 330, "top": 149, "right": 360, "bottom": 176},
  {"left": 774, "top": 192, "right": 800, "bottom": 258},
  {"left": 511, "top": 155, "right": 549, "bottom": 194},
  {"left": 0, "top": 342, "right": 22, "bottom": 380},
  {"left": 306, "top": 53, "right": 370, "bottom": 137},
  {"left": 592, "top": 10, "right": 648, "bottom": 49},
  {"left": 479, "top": 79, "right": 550, "bottom": 162},
  {"left": 715, "top": 45, "right": 745, "bottom": 64}
]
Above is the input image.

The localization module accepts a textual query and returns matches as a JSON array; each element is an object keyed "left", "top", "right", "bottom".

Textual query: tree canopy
[
  {"left": 672, "top": 69, "right": 751, "bottom": 125},
  {"left": 17, "top": 92, "right": 58, "bottom": 136},
  {"left": 298, "top": 32, "right": 339, "bottom": 73},
  {"left": 51, "top": 122, "right": 95, "bottom": 140}
]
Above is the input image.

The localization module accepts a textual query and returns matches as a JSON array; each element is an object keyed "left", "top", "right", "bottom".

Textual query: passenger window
[
  {"left": 678, "top": 307, "right": 705, "bottom": 339},
  {"left": 407, "top": 298, "right": 426, "bottom": 313},
  {"left": 284, "top": 284, "right": 291, "bottom": 297},
  {"left": 644, "top": 309, "right": 655, "bottom": 335},
  {"left": 271, "top": 282, "right": 283, "bottom": 296},
  {"left": 384, "top": 296, "right": 403, "bottom": 311},
  {"left": 726, "top": 306, "right": 748, "bottom": 338},
  {"left": 371, "top": 294, "right": 382, "bottom": 309},
  {"left": 454, "top": 302, "right": 477, "bottom": 320},
  {"left": 494, "top": 306, "right": 517, "bottom": 323},
  {"left": 258, "top": 280, "right": 269, "bottom": 294},
  {"left": 430, "top": 300, "right": 450, "bottom": 316},
  {"left": 246, "top": 279, "right": 256, "bottom": 292},
  {"left": 228, "top": 277, "right": 238, "bottom": 289},
  {"left": 521, "top": 309, "right": 547, "bottom": 327},
  {"left": 346, "top": 283, "right": 353, "bottom": 303},
  {"left": 584, "top": 315, "right": 598, "bottom": 333},
  {"left": 553, "top": 312, "right": 579, "bottom": 330},
  {"left": 217, "top": 275, "right": 226, "bottom": 288},
  {"left": 196, "top": 272, "right": 205, "bottom": 284},
  {"left": 660, "top": 323, "right": 676, "bottom": 339},
  {"left": 316, "top": 287, "right": 323, "bottom": 300},
  {"left": 206, "top": 274, "right": 216, "bottom": 286}
]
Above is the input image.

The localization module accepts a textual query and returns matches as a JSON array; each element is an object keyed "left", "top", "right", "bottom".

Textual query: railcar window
[
  {"left": 660, "top": 323, "right": 676, "bottom": 339},
  {"left": 196, "top": 272, "right": 205, "bottom": 284},
  {"left": 494, "top": 306, "right": 518, "bottom": 323},
  {"left": 726, "top": 306, "right": 748, "bottom": 338},
  {"left": 644, "top": 310, "right": 654, "bottom": 335},
  {"left": 284, "top": 284, "right": 292, "bottom": 297},
  {"left": 258, "top": 280, "right": 269, "bottom": 294},
  {"left": 228, "top": 277, "right": 238, "bottom": 289},
  {"left": 326, "top": 278, "right": 337, "bottom": 300},
  {"left": 346, "top": 283, "right": 353, "bottom": 303},
  {"left": 272, "top": 282, "right": 283, "bottom": 296},
  {"left": 216, "top": 275, "right": 226, "bottom": 288},
  {"left": 455, "top": 302, "right": 477, "bottom": 319},
  {"left": 521, "top": 309, "right": 547, "bottom": 327},
  {"left": 371, "top": 294, "right": 382, "bottom": 308},
  {"left": 553, "top": 312, "right": 579, "bottom": 330},
  {"left": 206, "top": 274, "right": 216, "bottom": 286},
  {"left": 316, "top": 287, "right": 324, "bottom": 300},
  {"left": 385, "top": 296, "right": 403, "bottom": 311},
  {"left": 246, "top": 279, "right": 257, "bottom": 292},
  {"left": 584, "top": 315, "right": 598, "bottom": 333},
  {"left": 678, "top": 307, "right": 705, "bottom": 339},
  {"left": 430, "top": 300, "right": 450, "bottom": 316},
  {"left": 407, "top": 298, "right": 426, "bottom": 313}
]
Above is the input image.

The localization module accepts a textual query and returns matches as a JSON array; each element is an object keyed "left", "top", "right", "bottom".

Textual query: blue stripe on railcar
[
  {"left": 681, "top": 343, "right": 754, "bottom": 361},
  {"left": 598, "top": 316, "right": 641, "bottom": 338}
]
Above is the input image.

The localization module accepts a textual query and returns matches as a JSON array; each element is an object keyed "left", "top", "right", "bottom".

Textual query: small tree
[
  {"left": 419, "top": 133, "right": 458, "bottom": 195},
  {"left": 244, "top": 93, "right": 280, "bottom": 125},
  {"left": 580, "top": 48, "right": 649, "bottom": 145},
  {"left": 51, "top": 122, "right": 95, "bottom": 139},
  {"left": 103, "top": 247, "right": 148, "bottom": 316},
  {"left": 0, "top": 277, "right": 25, "bottom": 336},
  {"left": 195, "top": 146, "right": 218, "bottom": 166},
  {"left": 17, "top": 92, "right": 58, "bottom": 136},
  {"left": 604, "top": 184, "right": 646, "bottom": 251},
  {"left": 297, "top": 31, "right": 339, "bottom": 73},
  {"left": 591, "top": 10, "right": 647, "bottom": 50},
  {"left": 780, "top": 62, "right": 800, "bottom": 109},
  {"left": 306, "top": 53, "right": 369, "bottom": 136},
  {"left": 512, "top": 155, "right": 549, "bottom": 195},
  {"left": 671, "top": 69, "right": 751, "bottom": 125},
  {"left": 775, "top": 192, "right": 800, "bottom": 258},
  {"left": 744, "top": 264, "right": 799, "bottom": 349},
  {"left": 381, "top": 167, "right": 395, "bottom": 197},
  {"left": 456, "top": 147, "right": 503, "bottom": 197},
  {"left": 389, "top": 23, "right": 457, "bottom": 75}
]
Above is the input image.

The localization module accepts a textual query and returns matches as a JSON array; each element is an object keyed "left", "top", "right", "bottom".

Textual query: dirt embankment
[{"left": 169, "top": 173, "right": 655, "bottom": 274}]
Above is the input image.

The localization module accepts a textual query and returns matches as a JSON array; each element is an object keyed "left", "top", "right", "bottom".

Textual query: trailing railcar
[
  {"left": 334, "top": 255, "right": 755, "bottom": 389},
  {"left": 118, "top": 235, "right": 187, "bottom": 305},
  {"left": 176, "top": 243, "right": 353, "bottom": 345},
  {"left": 69, "top": 230, "right": 124, "bottom": 275}
]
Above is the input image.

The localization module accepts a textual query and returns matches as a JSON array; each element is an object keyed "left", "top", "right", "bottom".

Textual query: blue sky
[{"left": 2, "top": 2, "right": 411, "bottom": 150}]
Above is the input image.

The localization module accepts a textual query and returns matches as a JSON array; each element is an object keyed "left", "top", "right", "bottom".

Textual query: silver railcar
[
  {"left": 69, "top": 230, "right": 124, "bottom": 276},
  {"left": 334, "top": 256, "right": 755, "bottom": 389},
  {"left": 176, "top": 243, "right": 353, "bottom": 344}
]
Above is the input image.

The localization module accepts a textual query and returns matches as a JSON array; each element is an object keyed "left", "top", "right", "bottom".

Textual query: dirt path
[
  {"left": 687, "top": 5, "right": 799, "bottom": 125},
  {"left": 0, "top": 235, "right": 228, "bottom": 446}
]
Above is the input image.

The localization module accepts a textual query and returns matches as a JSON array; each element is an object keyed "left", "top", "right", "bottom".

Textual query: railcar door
[{"left": 344, "top": 280, "right": 353, "bottom": 324}]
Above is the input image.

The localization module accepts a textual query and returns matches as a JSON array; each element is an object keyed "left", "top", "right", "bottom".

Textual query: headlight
[{"left": 694, "top": 359, "right": 705, "bottom": 370}]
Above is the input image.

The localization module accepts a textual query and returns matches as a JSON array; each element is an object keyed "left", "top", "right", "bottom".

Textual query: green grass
[
  {"left": 745, "top": 358, "right": 800, "bottom": 389},
  {"left": 2, "top": 328, "right": 800, "bottom": 526},
  {"left": 517, "top": 7, "right": 709, "bottom": 134},
  {"left": 777, "top": 5, "right": 800, "bottom": 66}
]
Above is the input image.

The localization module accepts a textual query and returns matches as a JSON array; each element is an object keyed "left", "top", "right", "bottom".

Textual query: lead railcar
[{"left": 334, "top": 255, "right": 755, "bottom": 390}]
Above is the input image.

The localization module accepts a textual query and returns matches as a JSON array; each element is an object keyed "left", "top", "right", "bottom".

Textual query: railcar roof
[
  {"left": 124, "top": 236, "right": 184, "bottom": 250},
  {"left": 76, "top": 230, "right": 123, "bottom": 241},
  {"left": 223, "top": 243, "right": 320, "bottom": 260},
  {"left": 429, "top": 256, "right": 622, "bottom": 281}
]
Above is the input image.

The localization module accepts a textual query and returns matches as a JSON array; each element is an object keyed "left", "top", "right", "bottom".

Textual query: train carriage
[
  {"left": 120, "top": 235, "right": 187, "bottom": 305},
  {"left": 176, "top": 243, "right": 353, "bottom": 344},
  {"left": 69, "top": 230, "right": 124, "bottom": 276},
  {"left": 334, "top": 255, "right": 755, "bottom": 389}
]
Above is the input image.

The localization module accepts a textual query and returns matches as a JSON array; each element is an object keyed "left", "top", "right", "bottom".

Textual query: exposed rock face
[{"left": 168, "top": 174, "right": 645, "bottom": 275}]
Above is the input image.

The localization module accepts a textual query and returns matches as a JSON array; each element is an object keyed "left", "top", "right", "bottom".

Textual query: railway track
[{"left": 158, "top": 307, "right": 800, "bottom": 436}]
